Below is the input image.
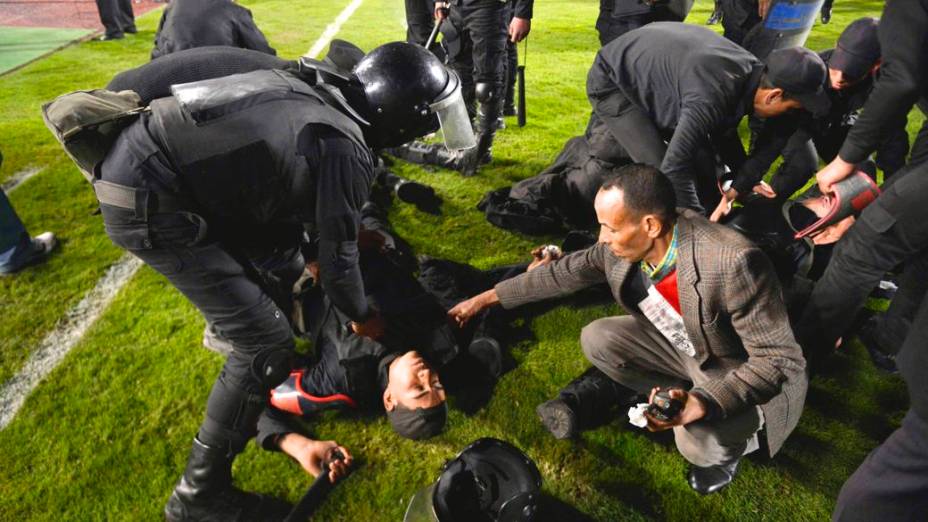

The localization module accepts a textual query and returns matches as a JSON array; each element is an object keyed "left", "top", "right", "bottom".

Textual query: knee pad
[
  {"left": 475, "top": 82, "right": 496, "bottom": 104},
  {"left": 251, "top": 347, "right": 295, "bottom": 389}
]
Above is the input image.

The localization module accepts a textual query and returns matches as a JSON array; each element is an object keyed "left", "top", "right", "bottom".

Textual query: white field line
[
  {"left": 1, "top": 167, "right": 43, "bottom": 193},
  {"left": 0, "top": 255, "right": 142, "bottom": 430},
  {"left": 305, "top": 0, "right": 365, "bottom": 59},
  {"left": 0, "top": 3, "right": 364, "bottom": 431}
]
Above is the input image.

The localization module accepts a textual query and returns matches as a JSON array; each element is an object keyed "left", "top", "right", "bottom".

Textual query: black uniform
[
  {"left": 405, "top": 0, "right": 444, "bottom": 60},
  {"left": 718, "top": 0, "right": 760, "bottom": 45},
  {"left": 442, "top": 0, "right": 533, "bottom": 170},
  {"left": 769, "top": 49, "right": 910, "bottom": 199},
  {"left": 595, "top": 0, "right": 690, "bottom": 46},
  {"left": 256, "top": 203, "right": 527, "bottom": 445},
  {"left": 791, "top": 0, "right": 928, "bottom": 518},
  {"left": 95, "top": 0, "right": 135, "bottom": 39},
  {"left": 151, "top": 0, "right": 275, "bottom": 60},
  {"left": 98, "top": 69, "right": 374, "bottom": 457},
  {"left": 587, "top": 23, "right": 791, "bottom": 212}
]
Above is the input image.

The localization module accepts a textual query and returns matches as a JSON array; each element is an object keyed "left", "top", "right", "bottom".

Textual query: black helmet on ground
[{"left": 404, "top": 438, "right": 542, "bottom": 522}]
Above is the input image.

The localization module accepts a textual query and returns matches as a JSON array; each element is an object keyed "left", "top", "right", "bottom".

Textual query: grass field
[{"left": 0, "top": 0, "right": 917, "bottom": 520}]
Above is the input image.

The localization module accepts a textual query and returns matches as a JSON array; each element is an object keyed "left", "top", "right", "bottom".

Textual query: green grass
[{"left": 0, "top": 0, "right": 913, "bottom": 520}]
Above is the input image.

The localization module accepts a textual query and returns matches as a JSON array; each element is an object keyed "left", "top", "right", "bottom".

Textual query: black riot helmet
[
  {"left": 404, "top": 438, "right": 542, "bottom": 522},
  {"left": 351, "top": 42, "right": 475, "bottom": 150}
]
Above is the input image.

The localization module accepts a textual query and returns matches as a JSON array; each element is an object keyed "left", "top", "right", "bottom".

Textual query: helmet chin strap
[{"left": 315, "top": 83, "right": 371, "bottom": 127}]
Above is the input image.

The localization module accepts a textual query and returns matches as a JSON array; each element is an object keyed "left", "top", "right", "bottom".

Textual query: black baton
[
  {"left": 517, "top": 37, "right": 527, "bottom": 127},
  {"left": 425, "top": 19, "right": 442, "bottom": 49},
  {"left": 283, "top": 450, "right": 348, "bottom": 522}
]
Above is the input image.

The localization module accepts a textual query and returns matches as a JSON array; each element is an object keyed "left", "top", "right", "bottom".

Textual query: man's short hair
[
  {"left": 600, "top": 164, "right": 677, "bottom": 225},
  {"left": 759, "top": 73, "right": 796, "bottom": 101}
]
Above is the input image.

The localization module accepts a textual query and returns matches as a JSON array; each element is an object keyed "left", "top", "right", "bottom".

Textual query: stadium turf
[
  {"left": 0, "top": 0, "right": 920, "bottom": 520},
  {"left": 0, "top": 26, "right": 91, "bottom": 75}
]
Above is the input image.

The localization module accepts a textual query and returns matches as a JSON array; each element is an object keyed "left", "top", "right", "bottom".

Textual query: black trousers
[
  {"left": 99, "top": 118, "right": 301, "bottom": 453},
  {"left": 588, "top": 89, "right": 722, "bottom": 212},
  {"left": 719, "top": 0, "right": 760, "bottom": 45},
  {"left": 95, "top": 0, "right": 135, "bottom": 37},
  {"left": 405, "top": 0, "right": 445, "bottom": 59},
  {"left": 596, "top": 13, "right": 652, "bottom": 46},
  {"left": 795, "top": 159, "right": 928, "bottom": 360},
  {"left": 445, "top": 0, "right": 509, "bottom": 110},
  {"left": 832, "top": 410, "right": 928, "bottom": 521}
]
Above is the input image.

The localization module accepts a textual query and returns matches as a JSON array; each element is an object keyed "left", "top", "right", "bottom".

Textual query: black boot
[
  {"left": 164, "top": 438, "right": 292, "bottom": 522},
  {"left": 536, "top": 367, "right": 640, "bottom": 439},
  {"left": 459, "top": 85, "right": 500, "bottom": 177},
  {"left": 820, "top": 4, "right": 832, "bottom": 24},
  {"left": 384, "top": 141, "right": 460, "bottom": 170},
  {"left": 687, "top": 458, "right": 740, "bottom": 495}
]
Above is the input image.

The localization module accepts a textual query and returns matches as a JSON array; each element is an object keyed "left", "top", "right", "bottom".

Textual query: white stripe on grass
[
  {"left": 1, "top": 167, "right": 43, "bottom": 193},
  {"left": 0, "top": 3, "right": 365, "bottom": 430},
  {"left": 0, "top": 255, "right": 142, "bottom": 429},
  {"left": 305, "top": 0, "right": 365, "bottom": 58}
]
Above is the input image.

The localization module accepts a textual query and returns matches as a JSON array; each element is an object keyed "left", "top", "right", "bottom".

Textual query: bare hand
[
  {"left": 351, "top": 312, "right": 386, "bottom": 340},
  {"left": 509, "top": 17, "right": 531, "bottom": 43},
  {"left": 306, "top": 261, "right": 320, "bottom": 286},
  {"left": 644, "top": 387, "right": 707, "bottom": 432},
  {"left": 752, "top": 181, "right": 777, "bottom": 199},
  {"left": 709, "top": 188, "right": 738, "bottom": 222},
  {"left": 278, "top": 435, "right": 354, "bottom": 483},
  {"left": 358, "top": 228, "right": 387, "bottom": 253},
  {"left": 448, "top": 289, "right": 497, "bottom": 327},
  {"left": 434, "top": 1, "right": 449, "bottom": 21},
  {"left": 811, "top": 215, "right": 856, "bottom": 245},
  {"left": 527, "top": 245, "right": 561, "bottom": 271},
  {"left": 758, "top": 0, "right": 773, "bottom": 18},
  {"left": 817, "top": 157, "right": 856, "bottom": 194}
]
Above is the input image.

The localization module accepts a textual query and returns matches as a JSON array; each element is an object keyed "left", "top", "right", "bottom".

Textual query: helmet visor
[
  {"left": 403, "top": 483, "right": 440, "bottom": 522},
  {"left": 429, "top": 74, "right": 476, "bottom": 152}
]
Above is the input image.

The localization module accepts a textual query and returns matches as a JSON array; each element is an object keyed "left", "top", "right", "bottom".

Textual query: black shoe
[
  {"left": 536, "top": 397, "right": 580, "bottom": 439},
  {"left": 857, "top": 316, "right": 899, "bottom": 374},
  {"left": 503, "top": 106, "right": 517, "bottom": 117},
  {"left": 537, "top": 367, "right": 640, "bottom": 439},
  {"left": 124, "top": 25, "right": 138, "bottom": 34},
  {"left": 706, "top": 8, "right": 722, "bottom": 25},
  {"left": 97, "top": 33, "right": 124, "bottom": 41},
  {"left": 164, "top": 438, "right": 292, "bottom": 522},
  {"left": 395, "top": 180, "right": 440, "bottom": 209},
  {"left": 687, "top": 459, "right": 740, "bottom": 495},
  {"left": 821, "top": 6, "right": 832, "bottom": 24},
  {"left": 468, "top": 336, "right": 503, "bottom": 381},
  {"left": 495, "top": 117, "right": 506, "bottom": 130}
]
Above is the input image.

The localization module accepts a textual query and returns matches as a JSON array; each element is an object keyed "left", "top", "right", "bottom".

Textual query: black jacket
[
  {"left": 839, "top": 0, "right": 928, "bottom": 164},
  {"left": 151, "top": 0, "right": 276, "bottom": 60},
  {"left": 587, "top": 22, "right": 764, "bottom": 192}
]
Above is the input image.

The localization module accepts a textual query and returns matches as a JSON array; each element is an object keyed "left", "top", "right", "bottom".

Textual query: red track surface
[{"left": 0, "top": 0, "right": 163, "bottom": 30}]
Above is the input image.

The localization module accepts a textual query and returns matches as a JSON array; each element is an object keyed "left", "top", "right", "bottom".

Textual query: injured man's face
[{"left": 383, "top": 351, "right": 446, "bottom": 411}]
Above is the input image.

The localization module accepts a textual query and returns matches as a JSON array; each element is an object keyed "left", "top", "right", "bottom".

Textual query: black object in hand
[
  {"left": 284, "top": 450, "right": 348, "bottom": 522},
  {"left": 647, "top": 389, "right": 683, "bottom": 422}
]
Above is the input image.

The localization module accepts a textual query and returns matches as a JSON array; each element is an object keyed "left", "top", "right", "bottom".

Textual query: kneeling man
[{"left": 450, "top": 164, "right": 807, "bottom": 494}]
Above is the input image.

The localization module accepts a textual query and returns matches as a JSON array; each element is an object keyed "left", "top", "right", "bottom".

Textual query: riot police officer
[
  {"left": 94, "top": 42, "right": 473, "bottom": 521},
  {"left": 435, "top": 0, "right": 533, "bottom": 176}
]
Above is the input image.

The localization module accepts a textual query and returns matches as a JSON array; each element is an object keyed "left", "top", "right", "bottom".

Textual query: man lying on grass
[
  {"left": 251, "top": 195, "right": 562, "bottom": 445},
  {"left": 450, "top": 164, "right": 807, "bottom": 495}
]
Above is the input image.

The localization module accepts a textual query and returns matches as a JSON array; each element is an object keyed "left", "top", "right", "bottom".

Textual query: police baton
[
  {"left": 425, "top": 18, "right": 443, "bottom": 50},
  {"left": 283, "top": 450, "right": 350, "bottom": 522},
  {"left": 517, "top": 36, "right": 528, "bottom": 127}
]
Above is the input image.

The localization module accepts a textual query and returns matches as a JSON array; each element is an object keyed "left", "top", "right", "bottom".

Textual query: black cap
[
  {"left": 829, "top": 17, "right": 880, "bottom": 81},
  {"left": 387, "top": 402, "right": 447, "bottom": 440},
  {"left": 765, "top": 47, "right": 831, "bottom": 117}
]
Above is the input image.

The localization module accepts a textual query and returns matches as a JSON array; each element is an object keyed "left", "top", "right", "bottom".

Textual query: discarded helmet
[{"left": 404, "top": 438, "right": 542, "bottom": 522}]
